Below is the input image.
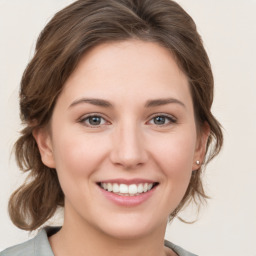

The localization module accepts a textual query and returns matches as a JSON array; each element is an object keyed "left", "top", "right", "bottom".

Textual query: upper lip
[{"left": 97, "top": 179, "right": 158, "bottom": 185}]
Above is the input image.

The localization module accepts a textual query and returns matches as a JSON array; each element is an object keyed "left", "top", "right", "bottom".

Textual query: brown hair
[{"left": 9, "top": 0, "right": 223, "bottom": 230}]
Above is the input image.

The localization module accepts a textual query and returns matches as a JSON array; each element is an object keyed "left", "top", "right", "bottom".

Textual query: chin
[{"left": 94, "top": 213, "right": 167, "bottom": 240}]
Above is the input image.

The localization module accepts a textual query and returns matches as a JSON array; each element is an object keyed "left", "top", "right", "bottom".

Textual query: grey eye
[
  {"left": 153, "top": 116, "right": 167, "bottom": 125},
  {"left": 80, "top": 115, "right": 108, "bottom": 127},
  {"left": 87, "top": 116, "right": 103, "bottom": 126},
  {"left": 148, "top": 114, "right": 176, "bottom": 126}
]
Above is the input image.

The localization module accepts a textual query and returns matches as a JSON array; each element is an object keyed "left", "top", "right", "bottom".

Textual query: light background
[{"left": 0, "top": 1, "right": 255, "bottom": 255}]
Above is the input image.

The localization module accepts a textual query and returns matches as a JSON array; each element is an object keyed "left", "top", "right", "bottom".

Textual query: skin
[{"left": 34, "top": 40, "right": 209, "bottom": 256}]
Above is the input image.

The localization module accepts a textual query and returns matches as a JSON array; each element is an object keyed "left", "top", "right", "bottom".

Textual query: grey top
[{"left": 0, "top": 227, "right": 197, "bottom": 256}]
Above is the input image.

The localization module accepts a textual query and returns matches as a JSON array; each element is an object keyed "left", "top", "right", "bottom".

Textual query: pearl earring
[{"left": 196, "top": 160, "right": 200, "bottom": 165}]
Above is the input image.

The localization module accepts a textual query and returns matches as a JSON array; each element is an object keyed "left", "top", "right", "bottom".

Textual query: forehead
[{"left": 59, "top": 40, "right": 192, "bottom": 108}]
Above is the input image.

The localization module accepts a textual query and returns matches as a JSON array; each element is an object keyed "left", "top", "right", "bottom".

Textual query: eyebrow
[
  {"left": 145, "top": 98, "right": 186, "bottom": 108},
  {"left": 69, "top": 97, "right": 185, "bottom": 109},
  {"left": 69, "top": 98, "right": 113, "bottom": 108}
]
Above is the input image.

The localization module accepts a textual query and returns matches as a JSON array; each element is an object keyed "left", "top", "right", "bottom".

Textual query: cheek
[
  {"left": 50, "top": 134, "right": 108, "bottom": 207},
  {"left": 52, "top": 133, "right": 107, "bottom": 182},
  {"left": 150, "top": 130, "right": 197, "bottom": 181},
  {"left": 144, "top": 130, "right": 197, "bottom": 215}
]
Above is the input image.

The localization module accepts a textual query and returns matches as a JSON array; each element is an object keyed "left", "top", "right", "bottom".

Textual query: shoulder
[
  {"left": 0, "top": 238, "right": 35, "bottom": 256},
  {"left": 0, "top": 227, "right": 60, "bottom": 256},
  {"left": 164, "top": 240, "right": 198, "bottom": 256}
]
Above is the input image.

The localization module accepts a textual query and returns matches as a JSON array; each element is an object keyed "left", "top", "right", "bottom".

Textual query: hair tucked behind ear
[{"left": 9, "top": 0, "right": 223, "bottom": 231}]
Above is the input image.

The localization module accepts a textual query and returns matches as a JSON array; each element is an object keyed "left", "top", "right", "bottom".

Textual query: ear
[
  {"left": 32, "top": 127, "right": 56, "bottom": 168},
  {"left": 192, "top": 122, "right": 210, "bottom": 170}
]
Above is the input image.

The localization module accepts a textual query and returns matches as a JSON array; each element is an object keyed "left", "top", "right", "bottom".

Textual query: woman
[{"left": 1, "top": 0, "right": 223, "bottom": 255}]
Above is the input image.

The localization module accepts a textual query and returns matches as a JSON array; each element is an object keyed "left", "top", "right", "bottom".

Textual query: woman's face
[{"left": 36, "top": 40, "right": 207, "bottom": 239}]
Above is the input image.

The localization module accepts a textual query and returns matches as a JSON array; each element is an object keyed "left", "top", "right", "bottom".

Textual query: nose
[{"left": 110, "top": 121, "right": 148, "bottom": 170}]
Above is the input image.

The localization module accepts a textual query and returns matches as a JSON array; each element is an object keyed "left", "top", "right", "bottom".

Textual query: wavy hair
[{"left": 9, "top": 0, "right": 223, "bottom": 230}]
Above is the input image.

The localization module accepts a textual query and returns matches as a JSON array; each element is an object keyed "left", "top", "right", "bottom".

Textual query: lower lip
[{"left": 99, "top": 186, "right": 156, "bottom": 207}]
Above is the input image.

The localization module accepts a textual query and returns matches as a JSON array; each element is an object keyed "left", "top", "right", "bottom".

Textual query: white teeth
[
  {"left": 100, "top": 182, "right": 155, "bottom": 196},
  {"left": 119, "top": 184, "right": 128, "bottom": 193},
  {"left": 128, "top": 184, "right": 137, "bottom": 195},
  {"left": 107, "top": 183, "right": 112, "bottom": 192},
  {"left": 137, "top": 184, "right": 144, "bottom": 193},
  {"left": 112, "top": 183, "right": 119, "bottom": 193}
]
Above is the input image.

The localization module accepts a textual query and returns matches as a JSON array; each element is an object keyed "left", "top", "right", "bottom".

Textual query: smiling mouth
[{"left": 97, "top": 182, "right": 159, "bottom": 196}]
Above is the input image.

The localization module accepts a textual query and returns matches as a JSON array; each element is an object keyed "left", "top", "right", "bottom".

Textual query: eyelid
[
  {"left": 146, "top": 113, "right": 177, "bottom": 126},
  {"left": 77, "top": 112, "right": 177, "bottom": 128},
  {"left": 78, "top": 113, "right": 111, "bottom": 127}
]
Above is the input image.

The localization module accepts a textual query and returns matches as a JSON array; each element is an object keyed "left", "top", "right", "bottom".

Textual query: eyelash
[
  {"left": 79, "top": 114, "right": 110, "bottom": 128},
  {"left": 147, "top": 114, "right": 177, "bottom": 127},
  {"left": 79, "top": 113, "right": 177, "bottom": 128}
]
